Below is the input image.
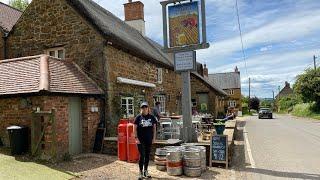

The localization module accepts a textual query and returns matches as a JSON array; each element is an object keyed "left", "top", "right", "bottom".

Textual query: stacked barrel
[
  {"left": 183, "top": 148, "right": 202, "bottom": 177},
  {"left": 166, "top": 147, "right": 183, "bottom": 176},
  {"left": 155, "top": 145, "right": 207, "bottom": 177},
  {"left": 154, "top": 148, "right": 167, "bottom": 171}
]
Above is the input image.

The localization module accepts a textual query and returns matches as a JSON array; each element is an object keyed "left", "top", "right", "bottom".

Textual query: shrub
[{"left": 292, "top": 103, "right": 313, "bottom": 117}]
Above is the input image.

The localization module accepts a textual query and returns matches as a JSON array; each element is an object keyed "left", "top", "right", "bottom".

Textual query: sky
[{"left": 2, "top": 0, "right": 320, "bottom": 98}]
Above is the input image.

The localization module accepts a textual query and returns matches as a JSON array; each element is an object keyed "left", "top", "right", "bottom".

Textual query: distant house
[
  {"left": 275, "top": 81, "right": 293, "bottom": 100},
  {"left": 208, "top": 67, "right": 242, "bottom": 112},
  {"left": 0, "top": 2, "right": 22, "bottom": 59}
]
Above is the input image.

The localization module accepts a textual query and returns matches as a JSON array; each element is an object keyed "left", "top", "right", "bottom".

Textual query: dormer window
[{"left": 46, "top": 48, "right": 65, "bottom": 59}]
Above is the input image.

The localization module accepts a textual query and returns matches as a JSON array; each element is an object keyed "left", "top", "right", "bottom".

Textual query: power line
[{"left": 235, "top": 0, "right": 248, "bottom": 77}]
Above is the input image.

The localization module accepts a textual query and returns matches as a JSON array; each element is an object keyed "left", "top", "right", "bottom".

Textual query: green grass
[
  {"left": 291, "top": 103, "right": 320, "bottom": 120},
  {"left": 0, "top": 148, "right": 75, "bottom": 180}
]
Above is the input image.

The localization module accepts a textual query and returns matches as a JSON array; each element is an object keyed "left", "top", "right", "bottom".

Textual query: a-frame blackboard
[{"left": 210, "top": 135, "right": 228, "bottom": 168}]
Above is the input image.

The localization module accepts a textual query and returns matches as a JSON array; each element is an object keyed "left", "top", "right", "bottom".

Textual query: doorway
[{"left": 69, "top": 97, "right": 82, "bottom": 155}]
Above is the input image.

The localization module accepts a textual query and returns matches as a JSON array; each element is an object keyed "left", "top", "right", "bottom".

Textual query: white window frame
[
  {"left": 157, "top": 68, "right": 163, "bottom": 84},
  {"left": 154, "top": 95, "right": 166, "bottom": 113},
  {"left": 46, "top": 47, "right": 65, "bottom": 59},
  {"left": 121, "top": 97, "right": 134, "bottom": 118},
  {"left": 228, "top": 100, "right": 236, "bottom": 108},
  {"left": 229, "top": 89, "right": 234, "bottom": 95}
]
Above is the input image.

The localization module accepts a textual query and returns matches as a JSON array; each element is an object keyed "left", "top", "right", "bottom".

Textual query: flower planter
[{"left": 214, "top": 124, "right": 225, "bottom": 135}]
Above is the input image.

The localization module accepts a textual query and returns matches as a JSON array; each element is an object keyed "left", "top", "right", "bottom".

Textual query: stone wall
[
  {"left": 105, "top": 46, "right": 182, "bottom": 136},
  {"left": 225, "top": 88, "right": 242, "bottom": 110},
  {"left": 6, "top": 0, "right": 106, "bottom": 86},
  {"left": 190, "top": 74, "right": 217, "bottom": 116},
  {"left": 0, "top": 95, "right": 101, "bottom": 158}
]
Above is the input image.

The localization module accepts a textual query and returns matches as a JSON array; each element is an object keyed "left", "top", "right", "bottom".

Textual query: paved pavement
[{"left": 242, "top": 114, "right": 320, "bottom": 180}]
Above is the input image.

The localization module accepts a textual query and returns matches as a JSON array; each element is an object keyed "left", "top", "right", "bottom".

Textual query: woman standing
[{"left": 134, "top": 102, "right": 157, "bottom": 179}]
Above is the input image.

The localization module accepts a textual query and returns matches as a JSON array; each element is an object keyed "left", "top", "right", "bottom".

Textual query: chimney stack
[
  {"left": 124, "top": 1, "right": 145, "bottom": 35},
  {"left": 235, "top": 66, "right": 239, "bottom": 73},
  {"left": 203, "top": 64, "right": 208, "bottom": 77}
]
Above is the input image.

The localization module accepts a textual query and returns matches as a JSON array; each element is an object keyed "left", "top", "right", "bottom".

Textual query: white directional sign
[{"left": 174, "top": 51, "right": 196, "bottom": 72}]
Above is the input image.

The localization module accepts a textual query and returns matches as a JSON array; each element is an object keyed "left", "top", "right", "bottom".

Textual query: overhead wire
[{"left": 235, "top": 0, "right": 249, "bottom": 78}]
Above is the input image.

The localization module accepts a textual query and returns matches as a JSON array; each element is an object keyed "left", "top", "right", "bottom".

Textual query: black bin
[{"left": 7, "top": 126, "right": 29, "bottom": 155}]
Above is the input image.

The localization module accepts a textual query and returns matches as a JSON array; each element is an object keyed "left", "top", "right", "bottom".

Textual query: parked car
[{"left": 258, "top": 108, "right": 273, "bottom": 119}]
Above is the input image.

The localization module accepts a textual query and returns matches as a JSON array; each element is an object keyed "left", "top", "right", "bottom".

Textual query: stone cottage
[
  {"left": 5, "top": 0, "right": 184, "bottom": 137},
  {"left": 209, "top": 67, "right": 242, "bottom": 113},
  {"left": 2, "top": 0, "right": 228, "bottom": 156},
  {"left": 275, "top": 81, "right": 293, "bottom": 100},
  {"left": 0, "top": 55, "right": 103, "bottom": 158}
]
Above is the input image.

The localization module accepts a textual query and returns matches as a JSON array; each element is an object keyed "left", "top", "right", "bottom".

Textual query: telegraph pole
[
  {"left": 248, "top": 77, "right": 251, "bottom": 111},
  {"left": 314, "top": 55, "right": 317, "bottom": 70}
]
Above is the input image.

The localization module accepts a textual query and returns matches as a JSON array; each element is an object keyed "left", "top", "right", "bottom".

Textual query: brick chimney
[
  {"left": 285, "top": 81, "right": 290, "bottom": 88},
  {"left": 203, "top": 64, "right": 208, "bottom": 77},
  {"left": 235, "top": 66, "right": 239, "bottom": 73},
  {"left": 124, "top": 0, "right": 145, "bottom": 35}
]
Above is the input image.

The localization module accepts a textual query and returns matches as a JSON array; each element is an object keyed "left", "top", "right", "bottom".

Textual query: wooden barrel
[
  {"left": 183, "top": 167, "right": 202, "bottom": 177},
  {"left": 166, "top": 149, "right": 183, "bottom": 176}
]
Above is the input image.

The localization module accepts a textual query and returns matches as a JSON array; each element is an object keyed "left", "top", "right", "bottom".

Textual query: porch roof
[{"left": 0, "top": 55, "right": 104, "bottom": 96}]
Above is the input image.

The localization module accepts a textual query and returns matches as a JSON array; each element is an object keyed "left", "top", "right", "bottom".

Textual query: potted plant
[{"left": 213, "top": 120, "right": 225, "bottom": 135}]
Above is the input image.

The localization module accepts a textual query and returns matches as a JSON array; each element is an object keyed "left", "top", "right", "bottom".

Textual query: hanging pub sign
[{"left": 161, "top": 0, "right": 209, "bottom": 52}]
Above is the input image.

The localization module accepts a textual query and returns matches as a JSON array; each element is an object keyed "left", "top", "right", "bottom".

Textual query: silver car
[{"left": 258, "top": 108, "right": 273, "bottom": 119}]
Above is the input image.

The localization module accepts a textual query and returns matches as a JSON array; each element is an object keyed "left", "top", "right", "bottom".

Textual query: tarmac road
[{"left": 243, "top": 114, "right": 320, "bottom": 180}]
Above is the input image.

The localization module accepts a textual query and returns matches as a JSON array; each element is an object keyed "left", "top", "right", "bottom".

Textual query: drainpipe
[{"left": 3, "top": 32, "right": 8, "bottom": 59}]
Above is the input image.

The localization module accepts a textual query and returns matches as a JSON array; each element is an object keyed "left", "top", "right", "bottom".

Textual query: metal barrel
[
  {"left": 156, "top": 165, "right": 167, "bottom": 171},
  {"left": 183, "top": 148, "right": 200, "bottom": 158},
  {"left": 192, "top": 146, "right": 207, "bottom": 172},
  {"left": 183, "top": 167, "right": 202, "bottom": 177},
  {"left": 166, "top": 149, "right": 183, "bottom": 176},
  {"left": 155, "top": 148, "right": 167, "bottom": 156},
  {"left": 183, "top": 157, "right": 201, "bottom": 167}
]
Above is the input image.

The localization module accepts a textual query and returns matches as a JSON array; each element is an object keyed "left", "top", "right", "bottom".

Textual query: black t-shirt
[{"left": 134, "top": 114, "right": 157, "bottom": 144}]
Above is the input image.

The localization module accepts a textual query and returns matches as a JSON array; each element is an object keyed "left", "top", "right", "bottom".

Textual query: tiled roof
[
  {"left": 0, "top": 2, "right": 22, "bottom": 32},
  {"left": 0, "top": 55, "right": 103, "bottom": 96},
  {"left": 67, "top": 0, "right": 173, "bottom": 68},
  {"left": 191, "top": 72, "right": 228, "bottom": 96},
  {"left": 208, "top": 72, "right": 241, "bottom": 89}
]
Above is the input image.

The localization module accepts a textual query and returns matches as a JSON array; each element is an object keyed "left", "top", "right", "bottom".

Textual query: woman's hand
[{"left": 135, "top": 138, "right": 140, "bottom": 144}]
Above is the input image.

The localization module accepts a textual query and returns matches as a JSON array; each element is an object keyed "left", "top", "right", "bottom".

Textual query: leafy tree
[
  {"left": 260, "top": 99, "right": 272, "bottom": 108},
  {"left": 249, "top": 97, "right": 260, "bottom": 111},
  {"left": 294, "top": 68, "right": 320, "bottom": 110},
  {"left": 278, "top": 95, "right": 302, "bottom": 112},
  {"left": 8, "top": 0, "right": 29, "bottom": 11}
]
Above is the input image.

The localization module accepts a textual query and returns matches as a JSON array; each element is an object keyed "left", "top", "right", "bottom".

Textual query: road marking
[{"left": 243, "top": 127, "right": 256, "bottom": 168}]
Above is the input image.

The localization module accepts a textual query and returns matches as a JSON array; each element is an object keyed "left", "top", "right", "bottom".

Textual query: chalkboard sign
[{"left": 210, "top": 135, "right": 228, "bottom": 168}]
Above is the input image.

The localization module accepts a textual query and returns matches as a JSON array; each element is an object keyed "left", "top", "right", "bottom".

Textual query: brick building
[
  {"left": 0, "top": 55, "right": 103, "bottom": 158},
  {"left": 1, "top": 0, "right": 227, "bottom": 156},
  {"left": 209, "top": 67, "right": 242, "bottom": 112}
]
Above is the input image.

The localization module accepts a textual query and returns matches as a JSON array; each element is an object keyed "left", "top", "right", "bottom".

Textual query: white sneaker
[{"left": 144, "top": 170, "right": 151, "bottom": 178}]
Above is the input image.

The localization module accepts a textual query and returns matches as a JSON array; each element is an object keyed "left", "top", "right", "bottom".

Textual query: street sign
[
  {"left": 210, "top": 135, "right": 228, "bottom": 168},
  {"left": 161, "top": 0, "right": 209, "bottom": 52},
  {"left": 174, "top": 51, "right": 196, "bottom": 72}
]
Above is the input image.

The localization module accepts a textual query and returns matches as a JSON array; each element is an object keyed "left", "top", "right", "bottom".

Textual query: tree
[
  {"left": 8, "top": 0, "right": 29, "bottom": 11},
  {"left": 294, "top": 68, "right": 320, "bottom": 110},
  {"left": 249, "top": 97, "right": 260, "bottom": 111}
]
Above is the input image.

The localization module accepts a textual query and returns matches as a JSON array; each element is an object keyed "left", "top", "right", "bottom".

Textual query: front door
[
  {"left": 69, "top": 97, "right": 82, "bottom": 155},
  {"left": 198, "top": 93, "right": 209, "bottom": 112}
]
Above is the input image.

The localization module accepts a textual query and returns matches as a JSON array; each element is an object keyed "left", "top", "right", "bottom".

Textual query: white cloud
[{"left": 198, "top": 9, "right": 320, "bottom": 60}]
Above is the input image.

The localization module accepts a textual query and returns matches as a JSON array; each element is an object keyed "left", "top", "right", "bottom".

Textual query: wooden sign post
[{"left": 210, "top": 135, "right": 228, "bottom": 168}]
